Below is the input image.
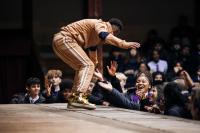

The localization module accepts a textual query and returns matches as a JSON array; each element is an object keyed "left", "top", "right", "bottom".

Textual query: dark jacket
[
  {"left": 89, "top": 77, "right": 123, "bottom": 105},
  {"left": 107, "top": 88, "right": 152, "bottom": 111},
  {"left": 42, "top": 89, "right": 61, "bottom": 103},
  {"left": 110, "top": 75, "right": 123, "bottom": 93},
  {"left": 164, "top": 105, "right": 192, "bottom": 119},
  {"left": 10, "top": 93, "right": 26, "bottom": 104},
  {"left": 24, "top": 95, "right": 46, "bottom": 104},
  {"left": 10, "top": 93, "right": 45, "bottom": 104},
  {"left": 89, "top": 83, "right": 109, "bottom": 105}
]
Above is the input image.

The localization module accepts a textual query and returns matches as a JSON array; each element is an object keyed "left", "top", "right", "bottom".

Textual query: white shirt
[
  {"left": 148, "top": 60, "right": 168, "bottom": 74},
  {"left": 54, "top": 86, "right": 60, "bottom": 92},
  {"left": 29, "top": 95, "right": 39, "bottom": 104},
  {"left": 197, "top": 75, "right": 200, "bottom": 81}
]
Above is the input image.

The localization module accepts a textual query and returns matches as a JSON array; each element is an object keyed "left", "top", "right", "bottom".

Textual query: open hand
[
  {"left": 107, "top": 61, "right": 118, "bottom": 76},
  {"left": 127, "top": 42, "right": 140, "bottom": 49},
  {"left": 93, "top": 69, "right": 104, "bottom": 81},
  {"left": 98, "top": 81, "right": 113, "bottom": 92}
]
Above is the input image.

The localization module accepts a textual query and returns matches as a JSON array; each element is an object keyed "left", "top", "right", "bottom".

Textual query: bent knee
[
  {"left": 81, "top": 61, "right": 95, "bottom": 70},
  {"left": 86, "top": 61, "right": 95, "bottom": 71}
]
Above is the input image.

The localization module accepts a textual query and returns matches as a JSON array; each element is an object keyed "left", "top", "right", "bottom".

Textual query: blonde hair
[
  {"left": 46, "top": 69, "right": 62, "bottom": 79},
  {"left": 44, "top": 69, "right": 62, "bottom": 88}
]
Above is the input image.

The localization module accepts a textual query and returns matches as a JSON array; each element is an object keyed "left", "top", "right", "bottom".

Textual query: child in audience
[{"left": 10, "top": 77, "right": 45, "bottom": 104}]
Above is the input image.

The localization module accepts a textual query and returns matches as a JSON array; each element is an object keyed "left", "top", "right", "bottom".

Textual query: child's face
[
  {"left": 28, "top": 84, "right": 40, "bottom": 96},
  {"left": 49, "top": 76, "right": 61, "bottom": 86},
  {"left": 149, "top": 87, "right": 158, "bottom": 102},
  {"left": 62, "top": 90, "right": 72, "bottom": 101},
  {"left": 155, "top": 74, "right": 163, "bottom": 81},
  {"left": 139, "top": 64, "right": 147, "bottom": 72},
  {"left": 136, "top": 76, "right": 150, "bottom": 94},
  {"left": 174, "top": 62, "right": 182, "bottom": 73}
]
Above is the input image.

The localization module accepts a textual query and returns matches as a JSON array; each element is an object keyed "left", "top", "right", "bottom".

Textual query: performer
[{"left": 52, "top": 18, "right": 140, "bottom": 109}]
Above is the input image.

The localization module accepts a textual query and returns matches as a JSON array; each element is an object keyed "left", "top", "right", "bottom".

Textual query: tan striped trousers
[{"left": 52, "top": 33, "right": 95, "bottom": 93}]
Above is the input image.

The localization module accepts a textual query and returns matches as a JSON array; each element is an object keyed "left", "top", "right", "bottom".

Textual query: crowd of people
[
  {"left": 10, "top": 16, "right": 200, "bottom": 121},
  {"left": 9, "top": 61, "right": 200, "bottom": 121}
]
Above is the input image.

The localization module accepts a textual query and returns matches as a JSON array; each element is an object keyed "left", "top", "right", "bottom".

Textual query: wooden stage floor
[{"left": 0, "top": 104, "right": 200, "bottom": 133}]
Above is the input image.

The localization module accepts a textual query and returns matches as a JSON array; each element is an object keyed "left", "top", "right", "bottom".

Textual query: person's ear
[{"left": 111, "top": 25, "right": 120, "bottom": 35}]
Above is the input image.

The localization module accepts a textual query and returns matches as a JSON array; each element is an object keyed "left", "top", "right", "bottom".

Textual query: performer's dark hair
[{"left": 109, "top": 18, "right": 123, "bottom": 31}]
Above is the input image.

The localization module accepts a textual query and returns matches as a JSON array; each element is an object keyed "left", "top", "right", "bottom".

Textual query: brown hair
[{"left": 46, "top": 69, "right": 62, "bottom": 79}]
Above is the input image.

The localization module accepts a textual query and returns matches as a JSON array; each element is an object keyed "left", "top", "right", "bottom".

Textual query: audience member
[
  {"left": 164, "top": 82, "right": 191, "bottom": 118},
  {"left": 10, "top": 77, "right": 45, "bottom": 104},
  {"left": 42, "top": 69, "right": 62, "bottom": 103},
  {"left": 190, "top": 87, "right": 200, "bottom": 120},
  {"left": 98, "top": 71, "right": 157, "bottom": 112},
  {"left": 148, "top": 50, "right": 168, "bottom": 74}
]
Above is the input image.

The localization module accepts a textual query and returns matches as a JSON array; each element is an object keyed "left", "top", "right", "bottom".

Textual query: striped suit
[{"left": 53, "top": 19, "right": 131, "bottom": 94}]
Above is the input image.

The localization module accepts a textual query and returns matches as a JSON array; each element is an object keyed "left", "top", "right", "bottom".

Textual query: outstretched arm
[
  {"left": 98, "top": 81, "right": 140, "bottom": 110},
  {"left": 95, "top": 21, "right": 140, "bottom": 49},
  {"left": 105, "top": 34, "right": 140, "bottom": 49}
]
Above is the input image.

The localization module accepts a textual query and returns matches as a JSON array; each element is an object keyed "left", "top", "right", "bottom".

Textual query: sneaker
[{"left": 68, "top": 92, "right": 96, "bottom": 110}]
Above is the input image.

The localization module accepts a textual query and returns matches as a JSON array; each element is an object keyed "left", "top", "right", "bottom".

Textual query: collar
[
  {"left": 54, "top": 85, "right": 60, "bottom": 92},
  {"left": 153, "top": 60, "right": 160, "bottom": 64},
  {"left": 29, "top": 95, "right": 39, "bottom": 103}
]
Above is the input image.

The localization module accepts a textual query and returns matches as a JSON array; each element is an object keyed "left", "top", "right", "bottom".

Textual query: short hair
[
  {"left": 46, "top": 69, "right": 62, "bottom": 79},
  {"left": 60, "top": 79, "right": 73, "bottom": 91},
  {"left": 136, "top": 71, "right": 153, "bottom": 87},
  {"left": 109, "top": 18, "right": 124, "bottom": 31},
  {"left": 173, "top": 78, "right": 188, "bottom": 90},
  {"left": 138, "top": 61, "right": 150, "bottom": 71},
  {"left": 26, "top": 77, "right": 40, "bottom": 87},
  {"left": 152, "top": 71, "right": 165, "bottom": 81},
  {"left": 164, "top": 82, "right": 186, "bottom": 108}
]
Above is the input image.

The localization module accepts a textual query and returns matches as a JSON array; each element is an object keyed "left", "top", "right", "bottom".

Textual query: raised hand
[
  {"left": 136, "top": 89, "right": 144, "bottom": 100},
  {"left": 45, "top": 76, "right": 52, "bottom": 97},
  {"left": 93, "top": 69, "right": 104, "bottom": 81},
  {"left": 107, "top": 61, "right": 118, "bottom": 76},
  {"left": 46, "top": 83, "right": 52, "bottom": 97},
  {"left": 182, "top": 70, "right": 195, "bottom": 88}
]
